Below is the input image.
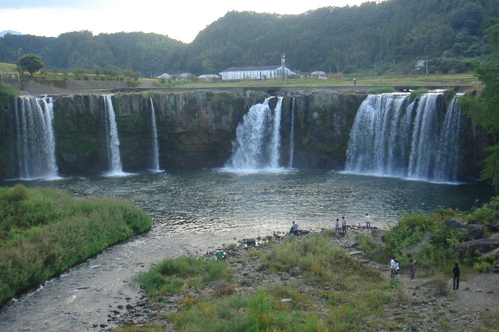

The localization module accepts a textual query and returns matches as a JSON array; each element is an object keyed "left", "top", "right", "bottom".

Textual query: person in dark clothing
[{"left": 452, "top": 262, "right": 460, "bottom": 290}]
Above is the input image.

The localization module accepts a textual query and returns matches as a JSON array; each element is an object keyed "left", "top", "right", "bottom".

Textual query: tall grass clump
[
  {"left": 0, "top": 185, "right": 151, "bottom": 304},
  {"left": 261, "top": 234, "right": 383, "bottom": 291},
  {"left": 133, "top": 256, "right": 230, "bottom": 298}
]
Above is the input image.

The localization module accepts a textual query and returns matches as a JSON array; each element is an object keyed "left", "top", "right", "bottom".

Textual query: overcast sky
[{"left": 1, "top": 0, "right": 372, "bottom": 43}]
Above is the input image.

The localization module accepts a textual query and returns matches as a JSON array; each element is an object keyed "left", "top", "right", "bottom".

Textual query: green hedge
[{"left": 0, "top": 184, "right": 151, "bottom": 304}]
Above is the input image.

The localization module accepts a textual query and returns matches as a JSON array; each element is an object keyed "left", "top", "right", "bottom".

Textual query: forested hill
[{"left": 1, "top": 0, "right": 498, "bottom": 77}]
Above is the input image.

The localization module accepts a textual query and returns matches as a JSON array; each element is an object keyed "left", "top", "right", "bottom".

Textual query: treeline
[{"left": 0, "top": 0, "right": 498, "bottom": 77}]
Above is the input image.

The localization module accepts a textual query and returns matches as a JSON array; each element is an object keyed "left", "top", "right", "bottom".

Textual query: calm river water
[
  {"left": 0, "top": 169, "right": 494, "bottom": 331},
  {"left": 5, "top": 168, "right": 495, "bottom": 233}
]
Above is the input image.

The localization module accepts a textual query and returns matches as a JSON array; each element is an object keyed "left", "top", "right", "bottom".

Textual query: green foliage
[
  {"left": 0, "top": 0, "right": 497, "bottom": 75},
  {"left": 133, "top": 256, "right": 229, "bottom": 297},
  {"left": 261, "top": 234, "right": 383, "bottom": 291},
  {"left": 368, "top": 87, "right": 398, "bottom": 94},
  {"left": 459, "top": 23, "right": 499, "bottom": 187},
  {"left": 0, "top": 82, "right": 18, "bottom": 111},
  {"left": 19, "top": 53, "right": 44, "bottom": 76},
  {"left": 0, "top": 185, "right": 151, "bottom": 304},
  {"left": 409, "top": 88, "right": 430, "bottom": 103}
]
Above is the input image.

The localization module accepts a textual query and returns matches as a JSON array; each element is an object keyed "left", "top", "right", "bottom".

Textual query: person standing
[
  {"left": 452, "top": 262, "right": 460, "bottom": 290},
  {"left": 334, "top": 218, "right": 340, "bottom": 231},
  {"left": 365, "top": 213, "right": 372, "bottom": 228},
  {"left": 341, "top": 217, "right": 347, "bottom": 234},
  {"left": 394, "top": 259, "right": 400, "bottom": 279},
  {"left": 390, "top": 257, "right": 397, "bottom": 279},
  {"left": 410, "top": 259, "right": 417, "bottom": 281}
]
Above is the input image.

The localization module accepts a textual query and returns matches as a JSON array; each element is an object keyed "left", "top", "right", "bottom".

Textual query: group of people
[
  {"left": 390, "top": 257, "right": 461, "bottom": 289},
  {"left": 390, "top": 257, "right": 417, "bottom": 281},
  {"left": 333, "top": 213, "right": 373, "bottom": 234}
]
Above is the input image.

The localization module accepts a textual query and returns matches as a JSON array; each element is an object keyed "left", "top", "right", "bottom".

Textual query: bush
[
  {"left": 0, "top": 185, "right": 151, "bottom": 304},
  {"left": 133, "top": 256, "right": 229, "bottom": 297}
]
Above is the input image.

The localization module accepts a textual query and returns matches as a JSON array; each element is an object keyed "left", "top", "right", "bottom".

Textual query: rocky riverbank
[{"left": 107, "top": 227, "right": 499, "bottom": 331}]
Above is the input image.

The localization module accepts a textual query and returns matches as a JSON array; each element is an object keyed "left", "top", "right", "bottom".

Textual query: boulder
[
  {"left": 489, "top": 219, "right": 499, "bottom": 232},
  {"left": 489, "top": 233, "right": 499, "bottom": 240},
  {"left": 445, "top": 218, "right": 468, "bottom": 229},
  {"left": 454, "top": 238, "right": 499, "bottom": 256},
  {"left": 445, "top": 218, "right": 484, "bottom": 240},
  {"left": 400, "top": 232, "right": 433, "bottom": 257},
  {"left": 463, "top": 224, "right": 484, "bottom": 241}
]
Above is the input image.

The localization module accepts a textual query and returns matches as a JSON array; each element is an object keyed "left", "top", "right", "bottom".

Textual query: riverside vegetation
[
  {"left": 114, "top": 197, "right": 499, "bottom": 332},
  {"left": 0, "top": 184, "right": 151, "bottom": 305}
]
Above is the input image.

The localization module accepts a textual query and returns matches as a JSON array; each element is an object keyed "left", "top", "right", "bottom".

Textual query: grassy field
[{"left": 0, "top": 62, "right": 17, "bottom": 77}]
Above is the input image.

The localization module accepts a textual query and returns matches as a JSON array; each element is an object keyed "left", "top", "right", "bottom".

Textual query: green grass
[
  {"left": 0, "top": 62, "right": 17, "bottom": 75},
  {"left": 133, "top": 256, "right": 230, "bottom": 298},
  {"left": 0, "top": 184, "right": 151, "bottom": 304},
  {"left": 128, "top": 233, "right": 392, "bottom": 332}
]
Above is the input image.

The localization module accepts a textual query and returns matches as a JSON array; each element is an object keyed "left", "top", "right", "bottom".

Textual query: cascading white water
[
  {"left": 270, "top": 97, "right": 283, "bottom": 168},
  {"left": 433, "top": 95, "right": 463, "bottom": 182},
  {"left": 149, "top": 97, "right": 161, "bottom": 172},
  {"left": 345, "top": 93, "right": 412, "bottom": 177},
  {"left": 103, "top": 94, "right": 124, "bottom": 176},
  {"left": 15, "top": 96, "right": 59, "bottom": 180},
  {"left": 289, "top": 98, "right": 295, "bottom": 168},
  {"left": 407, "top": 93, "right": 441, "bottom": 179},
  {"left": 225, "top": 97, "right": 285, "bottom": 172},
  {"left": 346, "top": 92, "right": 463, "bottom": 183}
]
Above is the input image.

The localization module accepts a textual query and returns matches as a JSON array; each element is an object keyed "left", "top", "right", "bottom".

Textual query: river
[{"left": 0, "top": 169, "right": 494, "bottom": 331}]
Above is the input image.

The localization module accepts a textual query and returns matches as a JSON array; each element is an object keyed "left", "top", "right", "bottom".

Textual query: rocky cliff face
[{"left": 0, "top": 89, "right": 365, "bottom": 178}]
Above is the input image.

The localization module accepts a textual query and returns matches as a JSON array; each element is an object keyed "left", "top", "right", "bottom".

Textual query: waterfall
[
  {"left": 433, "top": 95, "right": 463, "bottom": 182},
  {"left": 407, "top": 93, "right": 441, "bottom": 180},
  {"left": 149, "top": 97, "right": 161, "bottom": 172},
  {"left": 346, "top": 92, "right": 463, "bottom": 183},
  {"left": 345, "top": 93, "right": 412, "bottom": 177},
  {"left": 14, "top": 96, "right": 59, "bottom": 180},
  {"left": 289, "top": 98, "right": 295, "bottom": 168},
  {"left": 103, "top": 94, "right": 124, "bottom": 176},
  {"left": 225, "top": 97, "right": 285, "bottom": 172},
  {"left": 270, "top": 97, "right": 283, "bottom": 168}
]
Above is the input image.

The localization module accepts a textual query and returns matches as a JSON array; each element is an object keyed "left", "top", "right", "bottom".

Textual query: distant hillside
[
  {"left": 0, "top": 0, "right": 497, "bottom": 76},
  {"left": 0, "top": 30, "right": 22, "bottom": 37}
]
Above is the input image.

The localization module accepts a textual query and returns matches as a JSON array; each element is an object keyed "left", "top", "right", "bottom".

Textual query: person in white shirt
[
  {"left": 365, "top": 213, "right": 372, "bottom": 228},
  {"left": 390, "top": 257, "right": 397, "bottom": 278}
]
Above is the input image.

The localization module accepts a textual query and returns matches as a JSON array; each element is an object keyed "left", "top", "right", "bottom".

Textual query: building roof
[{"left": 221, "top": 65, "right": 282, "bottom": 72}]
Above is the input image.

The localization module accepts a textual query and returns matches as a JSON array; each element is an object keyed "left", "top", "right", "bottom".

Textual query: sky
[{"left": 0, "top": 0, "right": 371, "bottom": 43}]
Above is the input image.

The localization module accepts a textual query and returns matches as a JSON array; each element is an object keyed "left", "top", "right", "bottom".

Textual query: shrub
[
  {"left": 0, "top": 185, "right": 151, "bottom": 304},
  {"left": 431, "top": 273, "right": 450, "bottom": 296},
  {"left": 133, "top": 256, "right": 229, "bottom": 297}
]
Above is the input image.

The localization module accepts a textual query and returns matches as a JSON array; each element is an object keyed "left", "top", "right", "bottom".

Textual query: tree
[
  {"left": 460, "top": 23, "right": 499, "bottom": 187},
  {"left": 19, "top": 53, "right": 44, "bottom": 76}
]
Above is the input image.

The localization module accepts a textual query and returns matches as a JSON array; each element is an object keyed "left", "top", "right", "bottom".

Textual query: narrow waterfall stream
[
  {"left": 14, "top": 96, "right": 59, "bottom": 180},
  {"left": 149, "top": 97, "right": 161, "bottom": 172},
  {"left": 103, "top": 94, "right": 124, "bottom": 176}
]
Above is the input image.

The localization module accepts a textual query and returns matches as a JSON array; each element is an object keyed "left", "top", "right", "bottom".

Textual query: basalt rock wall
[{"left": 1, "top": 89, "right": 366, "bottom": 178}]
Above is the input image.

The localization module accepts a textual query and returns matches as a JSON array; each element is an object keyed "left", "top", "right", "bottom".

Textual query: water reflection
[{"left": 4, "top": 169, "right": 493, "bottom": 233}]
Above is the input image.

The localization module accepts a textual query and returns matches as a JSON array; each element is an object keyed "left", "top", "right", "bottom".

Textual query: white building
[
  {"left": 156, "top": 73, "right": 171, "bottom": 79},
  {"left": 220, "top": 65, "right": 295, "bottom": 80}
]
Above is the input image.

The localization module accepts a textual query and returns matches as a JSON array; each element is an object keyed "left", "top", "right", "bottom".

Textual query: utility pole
[{"left": 17, "top": 48, "right": 22, "bottom": 82}]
